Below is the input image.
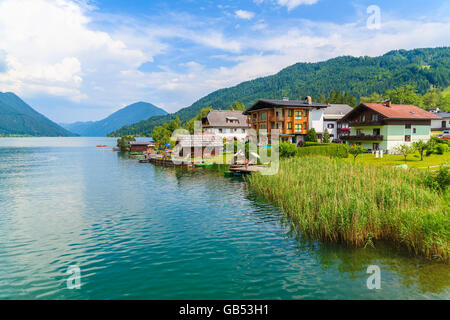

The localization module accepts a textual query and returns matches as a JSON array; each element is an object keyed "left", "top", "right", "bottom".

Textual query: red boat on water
[{"left": 96, "top": 145, "right": 108, "bottom": 148}]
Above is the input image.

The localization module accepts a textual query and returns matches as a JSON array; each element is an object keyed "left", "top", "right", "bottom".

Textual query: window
[
  {"left": 219, "top": 129, "right": 223, "bottom": 133},
  {"left": 405, "top": 135, "right": 411, "bottom": 142},
  {"left": 356, "top": 129, "right": 362, "bottom": 135},
  {"left": 372, "top": 114, "right": 379, "bottom": 121},
  {"left": 405, "top": 124, "right": 411, "bottom": 129},
  {"left": 359, "top": 115, "right": 366, "bottom": 122},
  {"left": 287, "top": 122, "right": 292, "bottom": 130},
  {"left": 373, "top": 129, "right": 380, "bottom": 136},
  {"left": 295, "top": 111, "right": 302, "bottom": 120},
  {"left": 271, "top": 122, "right": 275, "bottom": 129},
  {"left": 259, "top": 112, "right": 267, "bottom": 121},
  {"left": 288, "top": 109, "right": 293, "bottom": 117},
  {"left": 260, "top": 124, "right": 267, "bottom": 130},
  {"left": 327, "top": 123, "right": 335, "bottom": 129},
  {"left": 413, "top": 128, "right": 417, "bottom": 134},
  {"left": 295, "top": 124, "right": 302, "bottom": 133}
]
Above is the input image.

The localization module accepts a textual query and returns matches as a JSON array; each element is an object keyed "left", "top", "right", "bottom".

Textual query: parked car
[{"left": 443, "top": 129, "right": 450, "bottom": 134}]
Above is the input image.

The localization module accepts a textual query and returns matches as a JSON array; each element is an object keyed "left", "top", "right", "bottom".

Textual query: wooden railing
[{"left": 342, "top": 135, "right": 384, "bottom": 141}]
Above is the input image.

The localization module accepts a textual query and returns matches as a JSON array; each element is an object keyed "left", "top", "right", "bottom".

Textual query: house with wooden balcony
[
  {"left": 243, "top": 97, "right": 328, "bottom": 145},
  {"left": 340, "top": 100, "right": 440, "bottom": 152}
]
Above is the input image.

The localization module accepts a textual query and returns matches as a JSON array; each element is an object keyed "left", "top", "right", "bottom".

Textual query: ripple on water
[{"left": 0, "top": 138, "right": 448, "bottom": 300}]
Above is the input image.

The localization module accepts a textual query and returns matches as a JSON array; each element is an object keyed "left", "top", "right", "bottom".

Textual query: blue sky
[{"left": 0, "top": 0, "right": 448, "bottom": 123}]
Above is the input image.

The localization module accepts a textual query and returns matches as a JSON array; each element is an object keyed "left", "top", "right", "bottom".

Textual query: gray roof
[
  {"left": 203, "top": 110, "right": 250, "bottom": 128},
  {"left": 176, "top": 135, "right": 224, "bottom": 148},
  {"left": 244, "top": 99, "right": 328, "bottom": 114},
  {"left": 435, "top": 112, "right": 450, "bottom": 119},
  {"left": 323, "top": 104, "right": 353, "bottom": 120},
  {"left": 324, "top": 104, "right": 354, "bottom": 115}
]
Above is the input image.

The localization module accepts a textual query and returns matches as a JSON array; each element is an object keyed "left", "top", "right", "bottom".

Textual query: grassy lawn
[{"left": 346, "top": 151, "right": 450, "bottom": 169}]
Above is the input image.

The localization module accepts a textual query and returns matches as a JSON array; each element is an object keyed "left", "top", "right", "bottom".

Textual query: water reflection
[{"left": 0, "top": 138, "right": 448, "bottom": 300}]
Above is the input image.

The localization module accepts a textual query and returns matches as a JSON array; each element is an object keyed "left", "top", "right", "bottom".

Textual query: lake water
[{"left": 0, "top": 137, "right": 448, "bottom": 300}]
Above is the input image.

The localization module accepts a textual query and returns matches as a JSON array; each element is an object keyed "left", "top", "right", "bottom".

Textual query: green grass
[
  {"left": 345, "top": 152, "right": 450, "bottom": 169},
  {"left": 247, "top": 156, "right": 449, "bottom": 261}
]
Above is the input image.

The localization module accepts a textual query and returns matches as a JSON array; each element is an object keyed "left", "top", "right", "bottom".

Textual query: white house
[
  {"left": 323, "top": 104, "right": 353, "bottom": 141},
  {"left": 431, "top": 112, "right": 450, "bottom": 131},
  {"left": 202, "top": 110, "right": 250, "bottom": 142}
]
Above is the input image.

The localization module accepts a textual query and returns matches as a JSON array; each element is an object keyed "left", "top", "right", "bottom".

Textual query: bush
[
  {"left": 423, "top": 166, "right": 450, "bottom": 192},
  {"left": 279, "top": 142, "right": 298, "bottom": 158},
  {"left": 305, "top": 128, "right": 318, "bottom": 142},
  {"left": 297, "top": 144, "right": 349, "bottom": 158},
  {"left": 304, "top": 142, "right": 333, "bottom": 147},
  {"left": 432, "top": 136, "right": 450, "bottom": 146},
  {"left": 435, "top": 144, "right": 449, "bottom": 155}
]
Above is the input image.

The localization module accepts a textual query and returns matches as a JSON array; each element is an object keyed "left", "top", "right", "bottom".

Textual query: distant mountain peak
[
  {"left": 61, "top": 101, "right": 167, "bottom": 137},
  {"left": 0, "top": 92, "right": 75, "bottom": 137}
]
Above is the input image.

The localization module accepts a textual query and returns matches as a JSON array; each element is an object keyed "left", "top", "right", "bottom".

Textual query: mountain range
[
  {"left": 61, "top": 102, "right": 167, "bottom": 137},
  {"left": 0, "top": 92, "right": 74, "bottom": 137},
  {"left": 110, "top": 47, "right": 450, "bottom": 137}
]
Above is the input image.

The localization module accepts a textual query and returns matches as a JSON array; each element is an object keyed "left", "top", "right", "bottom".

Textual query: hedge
[{"left": 297, "top": 144, "right": 349, "bottom": 158}]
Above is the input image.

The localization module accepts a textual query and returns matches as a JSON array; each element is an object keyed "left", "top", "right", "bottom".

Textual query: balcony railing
[
  {"left": 342, "top": 135, "right": 384, "bottom": 141},
  {"left": 270, "top": 116, "right": 284, "bottom": 122},
  {"left": 348, "top": 121, "right": 383, "bottom": 127}
]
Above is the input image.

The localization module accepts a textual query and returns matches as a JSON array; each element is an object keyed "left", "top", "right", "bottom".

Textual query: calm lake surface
[{"left": 0, "top": 137, "right": 448, "bottom": 300}]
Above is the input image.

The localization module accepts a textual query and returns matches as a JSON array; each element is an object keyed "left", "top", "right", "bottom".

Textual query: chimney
[
  {"left": 385, "top": 99, "right": 392, "bottom": 108},
  {"left": 305, "top": 96, "right": 312, "bottom": 105}
]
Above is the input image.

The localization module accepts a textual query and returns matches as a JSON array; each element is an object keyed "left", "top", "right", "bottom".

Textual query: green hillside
[
  {"left": 61, "top": 102, "right": 167, "bottom": 137},
  {"left": 110, "top": 47, "right": 450, "bottom": 137},
  {"left": 0, "top": 92, "right": 75, "bottom": 137}
]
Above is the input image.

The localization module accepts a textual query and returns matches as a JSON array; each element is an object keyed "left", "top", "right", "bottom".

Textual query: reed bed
[{"left": 246, "top": 156, "right": 449, "bottom": 261}]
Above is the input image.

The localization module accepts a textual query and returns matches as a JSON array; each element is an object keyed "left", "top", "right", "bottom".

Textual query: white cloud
[
  {"left": 0, "top": 0, "right": 448, "bottom": 121},
  {"left": 254, "top": 0, "right": 319, "bottom": 11},
  {"left": 235, "top": 10, "right": 255, "bottom": 20},
  {"left": 277, "top": 0, "right": 319, "bottom": 11},
  {"left": 0, "top": 0, "right": 146, "bottom": 101}
]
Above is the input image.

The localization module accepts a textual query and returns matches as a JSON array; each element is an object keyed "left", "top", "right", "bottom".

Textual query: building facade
[
  {"left": 431, "top": 112, "right": 450, "bottom": 131},
  {"left": 340, "top": 101, "right": 440, "bottom": 152},
  {"left": 202, "top": 110, "right": 250, "bottom": 142},
  {"left": 244, "top": 97, "right": 328, "bottom": 145},
  {"left": 323, "top": 104, "right": 353, "bottom": 141}
]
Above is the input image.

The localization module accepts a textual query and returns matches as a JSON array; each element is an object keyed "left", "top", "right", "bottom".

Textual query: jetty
[{"left": 228, "top": 165, "right": 264, "bottom": 174}]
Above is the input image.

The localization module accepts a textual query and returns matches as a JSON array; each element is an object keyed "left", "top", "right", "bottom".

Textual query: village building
[
  {"left": 201, "top": 110, "right": 250, "bottom": 142},
  {"left": 430, "top": 112, "right": 450, "bottom": 131},
  {"left": 340, "top": 100, "right": 440, "bottom": 152},
  {"left": 129, "top": 141, "right": 155, "bottom": 153},
  {"left": 244, "top": 97, "right": 328, "bottom": 145},
  {"left": 173, "top": 134, "right": 223, "bottom": 160},
  {"left": 323, "top": 104, "right": 353, "bottom": 141}
]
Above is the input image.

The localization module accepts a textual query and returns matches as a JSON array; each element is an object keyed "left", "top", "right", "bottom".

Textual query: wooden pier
[{"left": 228, "top": 165, "right": 264, "bottom": 174}]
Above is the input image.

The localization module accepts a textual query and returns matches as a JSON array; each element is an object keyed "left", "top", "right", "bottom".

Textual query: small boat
[{"left": 96, "top": 145, "right": 108, "bottom": 148}]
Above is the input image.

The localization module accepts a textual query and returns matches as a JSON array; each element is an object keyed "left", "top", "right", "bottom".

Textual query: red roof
[{"left": 362, "top": 103, "right": 440, "bottom": 119}]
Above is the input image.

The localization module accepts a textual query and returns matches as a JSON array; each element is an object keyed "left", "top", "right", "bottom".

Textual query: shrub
[
  {"left": 304, "top": 142, "right": 333, "bottom": 147},
  {"left": 323, "top": 130, "right": 331, "bottom": 143},
  {"left": 279, "top": 142, "right": 298, "bottom": 158},
  {"left": 423, "top": 166, "right": 450, "bottom": 192},
  {"left": 297, "top": 144, "right": 348, "bottom": 158},
  {"left": 435, "top": 144, "right": 449, "bottom": 155},
  {"left": 305, "top": 128, "right": 318, "bottom": 142}
]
